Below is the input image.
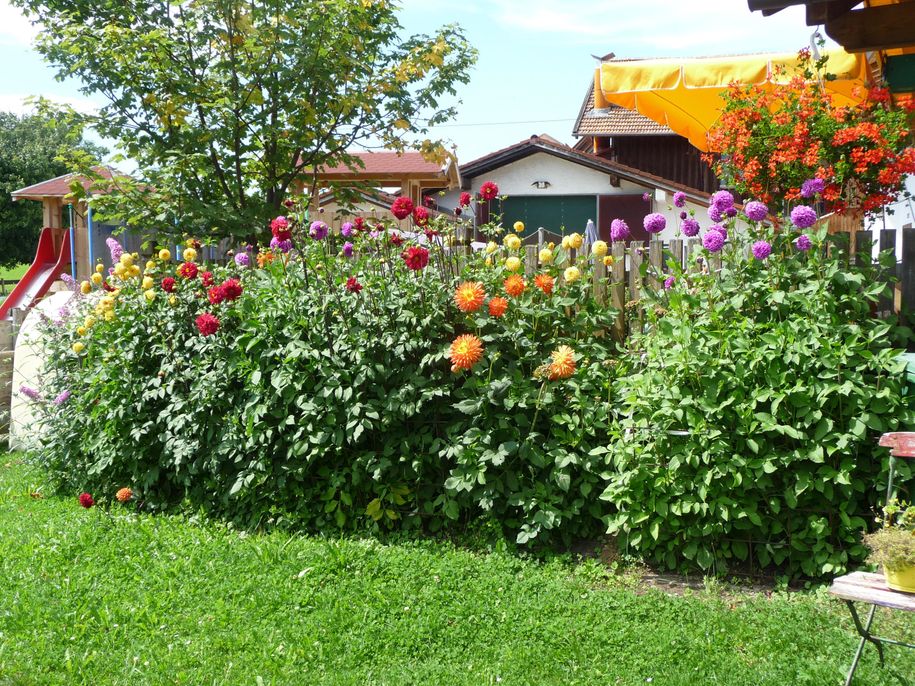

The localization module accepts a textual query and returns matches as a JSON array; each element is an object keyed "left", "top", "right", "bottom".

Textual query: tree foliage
[
  {"left": 0, "top": 111, "right": 104, "bottom": 268},
  {"left": 15, "top": 0, "right": 477, "bottom": 240}
]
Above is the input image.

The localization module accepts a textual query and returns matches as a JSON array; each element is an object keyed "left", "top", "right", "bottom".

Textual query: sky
[{"left": 3, "top": 0, "right": 911, "bottom": 227}]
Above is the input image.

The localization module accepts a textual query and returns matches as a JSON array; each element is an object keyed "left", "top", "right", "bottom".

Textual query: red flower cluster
[
  {"left": 354, "top": 217, "right": 365, "bottom": 232},
  {"left": 345, "top": 276, "right": 363, "bottom": 293},
  {"left": 390, "top": 233, "right": 404, "bottom": 247},
  {"left": 222, "top": 278, "right": 243, "bottom": 301},
  {"left": 161, "top": 277, "right": 176, "bottom": 292},
  {"left": 459, "top": 191, "right": 472, "bottom": 208},
  {"left": 78, "top": 492, "right": 94, "bottom": 509},
  {"left": 177, "top": 262, "right": 198, "bottom": 279},
  {"left": 479, "top": 181, "right": 499, "bottom": 201},
  {"left": 401, "top": 245, "right": 429, "bottom": 271},
  {"left": 201, "top": 271, "right": 214, "bottom": 287},
  {"left": 391, "top": 196, "right": 414, "bottom": 220},
  {"left": 195, "top": 312, "right": 220, "bottom": 336},
  {"left": 208, "top": 285, "right": 225, "bottom": 304},
  {"left": 412, "top": 206, "right": 430, "bottom": 227},
  {"left": 271, "top": 215, "right": 292, "bottom": 241}
]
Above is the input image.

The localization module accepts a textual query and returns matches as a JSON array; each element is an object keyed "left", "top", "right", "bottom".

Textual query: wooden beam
[
  {"left": 805, "top": 0, "right": 858, "bottom": 25},
  {"left": 826, "top": 3, "right": 915, "bottom": 52}
]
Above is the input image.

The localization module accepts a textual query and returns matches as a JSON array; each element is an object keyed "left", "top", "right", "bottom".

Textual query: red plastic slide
[{"left": 0, "top": 227, "right": 72, "bottom": 320}]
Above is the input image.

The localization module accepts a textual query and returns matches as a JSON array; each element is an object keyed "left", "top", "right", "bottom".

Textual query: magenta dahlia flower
[
  {"left": 643, "top": 213, "right": 666, "bottom": 234},
  {"left": 702, "top": 230, "right": 725, "bottom": 253},
  {"left": 794, "top": 234, "right": 813, "bottom": 252},
  {"left": 744, "top": 201, "right": 768, "bottom": 222},
  {"left": 610, "top": 219, "right": 630, "bottom": 242},
  {"left": 800, "top": 178, "right": 825, "bottom": 198},
  {"left": 681, "top": 218, "right": 700, "bottom": 237},
  {"left": 790, "top": 205, "right": 818, "bottom": 229},
  {"left": 752, "top": 240, "right": 772, "bottom": 260},
  {"left": 673, "top": 191, "right": 686, "bottom": 208}
]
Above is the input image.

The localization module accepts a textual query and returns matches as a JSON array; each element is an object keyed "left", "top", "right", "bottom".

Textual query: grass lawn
[
  {"left": 1, "top": 457, "right": 913, "bottom": 686},
  {"left": 0, "top": 264, "right": 29, "bottom": 282}
]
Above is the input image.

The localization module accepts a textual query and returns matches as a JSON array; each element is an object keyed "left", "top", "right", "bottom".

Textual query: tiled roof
[
  {"left": 318, "top": 151, "right": 445, "bottom": 176},
  {"left": 573, "top": 82, "right": 673, "bottom": 137},
  {"left": 12, "top": 166, "right": 119, "bottom": 199},
  {"left": 460, "top": 135, "right": 710, "bottom": 205}
]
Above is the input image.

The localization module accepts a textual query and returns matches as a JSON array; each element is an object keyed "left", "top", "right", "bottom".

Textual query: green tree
[
  {"left": 0, "top": 111, "right": 104, "bottom": 268},
  {"left": 15, "top": 0, "right": 476, "bottom": 240}
]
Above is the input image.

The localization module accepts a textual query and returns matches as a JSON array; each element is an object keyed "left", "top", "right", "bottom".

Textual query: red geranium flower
[
  {"left": 391, "top": 196, "right": 414, "bottom": 220},
  {"left": 221, "top": 278, "right": 243, "bottom": 301},
  {"left": 459, "top": 191, "right": 472, "bottom": 208},
  {"left": 201, "top": 271, "right": 214, "bottom": 287},
  {"left": 207, "top": 285, "right": 226, "bottom": 304},
  {"left": 161, "top": 277, "right": 176, "bottom": 292},
  {"left": 402, "top": 245, "right": 429, "bottom": 271},
  {"left": 78, "top": 492, "right": 94, "bottom": 509},
  {"left": 195, "top": 312, "right": 220, "bottom": 336},
  {"left": 412, "top": 206, "right": 430, "bottom": 227},
  {"left": 177, "top": 262, "right": 198, "bottom": 279},
  {"left": 354, "top": 217, "right": 366, "bottom": 231},
  {"left": 345, "top": 276, "right": 363, "bottom": 293},
  {"left": 479, "top": 181, "right": 499, "bottom": 200}
]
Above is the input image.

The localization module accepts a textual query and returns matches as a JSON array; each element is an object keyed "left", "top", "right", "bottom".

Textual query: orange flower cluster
[
  {"left": 534, "top": 273, "right": 554, "bottom": 295},
  {"left": 504, "top": 274, "right": 525, "bottom": 298},
  {"left": 488, "top": 297, "right": 508, "bottom": 318},
  {"left": 448, "top": 334, "right": 483, "bottom": 372},
  {"left": 548, "top": 345, "right": 576, "bottom": 380},
  {"left": 454, "top": 281, "right": 486, "bottom": 313}
]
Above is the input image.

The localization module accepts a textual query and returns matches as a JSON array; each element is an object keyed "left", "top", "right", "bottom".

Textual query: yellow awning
[{"left": 596, "top": 49, "right": 872, "bottom": 152}]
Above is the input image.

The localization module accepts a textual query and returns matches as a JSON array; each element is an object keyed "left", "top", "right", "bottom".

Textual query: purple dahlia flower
[
  {"left": 752, "top": 240, "right": 772, "bottom": 260},
  {"left": 681, "top": 218, "right": 700, "bottom": 237},
  {"left": 234, "top": 253, "right": 250, "bottom": 268},
  {"left": 794, "top": 234, "right": 813, "bottom": 252},
  {"left": 643, "top": 213, "right": 666, "bottom": 235},
  {"left": 709, "top": 224, "right": 728, "bottom": 240},
  {"left": 800, "top": 178, "right": 825, "bottom": 198},
  {"left": 711, "top": 190, "right": 735, "bottom": 211},
  {"left": 341, "top": 222, "right": 354, "bottom": 238},
  {"left": 679, "top": 211, "right": 688, "bottom": 220},
  {"left": 673, "top": 191, "right": 686, "bottom": 208},
  {"left": 309, "top": 221, "right": 329, "bottom": 240},
  {"left": 708, "top": 205, "right": 723, "bottom": 222},
  {"left": 342, "top": 241, "right": 354, "bottom": 258},
  {"left": 702, "top": 230, "right": 725, "bottom": 253},
  {"left": 269, "top": 237, "right": 293, "bottom": 253},
  {"left": 744, "top": 201, "right": 768, "bottom": 222},
  {"left": 610, "top": 219, "right": 630, "bottom": 242},
  {"left": 790, "top": 205, "right": 818, "bottom": 229},
  {"left": 664, "top": 275, "right": 675, "bottom": 290}
]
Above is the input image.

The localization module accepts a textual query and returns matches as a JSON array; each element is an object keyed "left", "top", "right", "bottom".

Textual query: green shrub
[{"left": 601, "top": 224, "right": 913, "bottom": 578}]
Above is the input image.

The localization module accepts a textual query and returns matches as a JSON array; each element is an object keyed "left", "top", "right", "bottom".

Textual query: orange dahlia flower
[
  {"left": 448, "top": 334, "right": 484, "bottom": 372},
  {"left": 488, "top": 297, "right": 508, "bottom": 318},
  {"left": 454, "top": 281, "right": 486, "bottom": 313},
  {"left": 504, "top": 274, "right": 526, "bottom": 298},
  {"left": 115, "top": 487, "right": 133, "bottom": 503},
  {"left": 548, "top": 345, "right": 576, "bottom": 380},
  {"left": 534, "top": 273, "right": 554, "bottom": 295}
]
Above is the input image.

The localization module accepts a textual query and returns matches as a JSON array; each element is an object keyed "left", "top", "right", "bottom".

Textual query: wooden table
[{"left": 829, "top": 571, "right": 915, "bottom": 685}]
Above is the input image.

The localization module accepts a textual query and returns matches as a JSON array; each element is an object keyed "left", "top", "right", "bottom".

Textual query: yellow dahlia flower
[
  {"left": 539, "top": 248, "right": 553, "bottom": 265},
  {"left": 144, "top": 289, "right": 156, "bottom": 303},
  {"left": 604, "top": 255, "right": 615, "bottom": 267},
  {"left": 95, "top": 263, "right": 105, "bottom": 274},
  {"left": 486, "top": 241, "right": 498, "bottom": 254},
  {"left": 80, "top": 280, "right": 91, "bottom": 295},
  {"left": 90, "top": 273, "right": 103, "bottom": 286},
  {"left": 104, "top": 310, "right": 116, "bottom": 321},
  {"left": 84, "top": 316, "right": 96, "bottom": 329},
  {"left": 183, "top": 247, "right": 197, "bottom": 262},
  {"left": 145, "top": 260, "right": 156, "bottom": 272},
  {"left": 564, "top": 266, "right": 581, "bottom": 283},
  {"left": 113, "top": 263, "right": 127, "bottom": 279},
  {"left": 168, "top": 295, "right": 177, "bottom": 306},
  {"left": 185, "top": 238, "right": 196, "bottom": 248},
  {"left": 504, "top": 256, "right": 522, "bottom": 272},
  {"left": 76, "top": 326, "right": 87, "bottom": 336},
  {"left": 119, "top": 253, "right": 134, "bottom": 268},
  {"left": 158, "top": 248, "right": 171, "bottom": 261},
  {"left": 72, "top": 341, "right": 85, "bottom": 354},
  {"left": 128, "top": 265, "right": 141, "bottom": 278},
  {"left": 592, "top": 240, "right": 608, "bottom": 258},
  {"left": 142, "top": 276, "right": 154, "bottom": 290},
  {"left": 504, "top": 233, "right": 521, "bottom": 250},
  {"left": 513, "top": 221, "right": 525, "bottom": 233},
  {"left": 561, "top": 236, "right": 571, "bottom": 249},
  {"left": 568, "top": 233, "right": 583, "bottom": 250}
]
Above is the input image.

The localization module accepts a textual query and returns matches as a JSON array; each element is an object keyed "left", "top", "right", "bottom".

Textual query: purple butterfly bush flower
[
  {"left": 105, "top": 237, "right": 123, "bottom": 264},
  {"left": 342, "top": 241, "right": 354, "bottom": 258},
  {"left": 664, "top": 275, "right": 675, "bottom": 290},
  {"left": 610, "top": 219, "right": 630, "bottom": 242},
  {"left": 681, "top": 218, "right": 700, "bottom": 237},
  {"left": 711, "top": 190, "right": 735, "bottom": 211},
  {"left": 642, "top": 192, "right": 651, "bottom": 202},
  {"left": 60, "top": 273, "right": 77, "bottom": 291},
  {"left": 309, "top": 221, "right": 329, "bottom": 240},
  {"left": 800, "top": 178, "right": 825, "bottom": 198},
  {"left": 790, "top": 205, "right": 818, "bottom": 229},
  {"left": 53, "top": 390, "right": 71, "bottom": 406},
  {"left": 234, "top": 253, "right": 250, "bottom": 268},
  {"left": 673, "top": 191, "right": 686, "bottom": 208},
  {"left": 702, "top": 230, "right": 725, "bottom": 253},
  {"left": 708, "top": 205, "right": 723, "bottom": 223},
  {"left": 643, "top": 213, "right": 666, "bottom": 235},
  {"left": 794, "top": 234, "right": 813, "bottom": 252},
  {"left": 19, "top": 385, "right": 40, "bottom": 401},
  {"left": 341, "top": 222, "right": 355, "bottom": 238},
  {"left": 752, "top": 240, "right": 772, "bottom": 260},
  {"left": 744, "top": 201, "right": 768, "bottom": 222}
]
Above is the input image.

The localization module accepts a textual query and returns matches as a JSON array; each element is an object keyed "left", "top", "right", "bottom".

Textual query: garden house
[{"left": 437, "top": 134, "right": 710, "bottom": 243}]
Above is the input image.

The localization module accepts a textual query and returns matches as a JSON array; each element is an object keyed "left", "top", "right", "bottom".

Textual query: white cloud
[{"left": 0, "top": 1, "right": 38, "bottom": 46}]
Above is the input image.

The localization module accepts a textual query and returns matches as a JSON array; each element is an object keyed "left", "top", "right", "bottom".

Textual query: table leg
[{"left": 844, "top": 601, "right": 886, "bottom": 686}]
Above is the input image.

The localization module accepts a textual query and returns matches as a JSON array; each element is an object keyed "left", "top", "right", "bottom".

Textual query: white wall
[{"left": 441, "top": 151, "right": 709, "bottom": 241}]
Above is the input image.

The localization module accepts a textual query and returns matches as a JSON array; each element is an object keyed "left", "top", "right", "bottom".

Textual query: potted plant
[{"left": 864, "top": 499, "right": 915, "bottom": 593}]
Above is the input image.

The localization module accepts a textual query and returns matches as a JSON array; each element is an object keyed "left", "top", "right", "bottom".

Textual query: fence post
[
  {"left": 879, "top": 229, "right": 898, "bottom": 315},
  {"left": 611, "top": 241, "right": 626, "bottom": 341},
  {"left": 525, "top": 245, "right": 538, "bottom": 277},
  {"left": 648, "top": 240, "right": 663, "bottom": 291},
  {"left": 538, "top": 228, "right": 545, "bottom": 249},
  {"left": 592, "top": 252, "right": 607, "bottom": 305},
  {"left": 668, "top": 238, "right": 683, "bottom": 272},
  {"left": 900, "top": 227, "right": 915, "bottom": 317},
  {"left": 685, "top": 238, "right": 701, "bottom": 272},
  {"left": 628, "top": 241, "right": 644, "bottom": 301}
]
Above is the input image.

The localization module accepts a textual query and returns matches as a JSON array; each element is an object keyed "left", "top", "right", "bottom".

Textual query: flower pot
[{"left": 885, "top": 564, "right": 915, "bottom": 594}]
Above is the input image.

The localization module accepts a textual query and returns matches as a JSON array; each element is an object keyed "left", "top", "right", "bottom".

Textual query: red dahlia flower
[
  {"left": 177, "top": 262, "right": 198, "bottom": 279},
  {"left": 207, "top": 285, "right": 226, "bottom": 304},
  {"left": 389, "top": 233, "right": 404, "bottom": 247},
  {"left": 412, "top": 206, "right": 430, "bottom": 227},
  {"left": 161, "top": 277, "right": 176, "bottom": 292},
  {"left": 402, "top": 246, "right": 429, "bottom": 271},
  {"left": 391, "top": 196, "right": 414, "bottom": 220},
  {"left": 221, "top": 278, "right": 243, "bottom": 301},
  {"left": 345, "top": 276, "right": 363, "bottom": 293},
  {"left": 354, "top": 217, "right": 365, "bottom": 231},
  {"left": 195, "top": 312, "right": 220, "bottom": 336},
  {"left": 201, "top": 271, "right": 214, "bottom": 287},
  {"left": 78, "top": 492, "right": 94, "bottom": 509},
  {"left": 459, "top": 191, "right": 472, "bottom": 208},
  {"left": 270, "top": 215, "right": 292, "bottom": 241},
  {"left": 423, "top": 196, "right": 436, "bottom": 208},
  {"left": 479, "top": 181, "right": 499, "bottom": 200}
]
